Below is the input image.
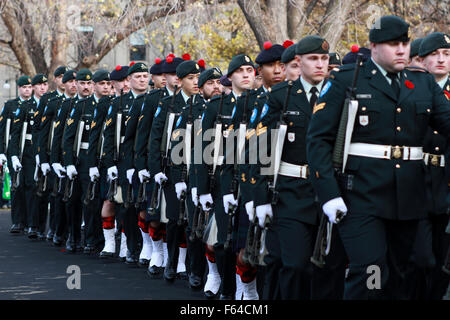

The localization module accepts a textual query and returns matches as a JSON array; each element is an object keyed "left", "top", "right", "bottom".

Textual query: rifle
[
  {"left": 123, "top": 181, "right": 134, "bottom": 209},
  {"left": 193, "top": 92, "right": 225, "bottom": 239},
  {"left": 36, "top": 170, "right": 48, "bottom": 197},
  {"left": 83, "top": 176, "right": 98, "bottom": 205},
  {"left": 310, "top": 52, "right": 364, "bottom": 269},
  {"left": 11, "top": 109, "right": 28, "bottom": 192},
  {"left": 51, "top": 173, "right": 64, "bottom": 197},
  {"left": 62, "top": 174, "right": 75, "bottom": 202},
  {"left": 177, "top": 95, "right": 194, "bottom": 226},
  {"left": 224, "top": 90, "right": 250, "bottom": 251},
  {"left": 148, "top": 85, "right": 178, "bottom": 216}
]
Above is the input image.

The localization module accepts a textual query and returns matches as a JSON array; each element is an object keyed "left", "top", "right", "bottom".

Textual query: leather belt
[
  {"left": 279, "top": 161, "right": 309, "bottom": 179},
  {"left": 423, "top": 152, "right": 445, "bottom": 167},
  {"left": 348, "top": 143, "right": 423, "bottom": 160}
]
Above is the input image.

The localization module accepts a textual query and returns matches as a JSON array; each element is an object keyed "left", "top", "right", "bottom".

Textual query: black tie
[
  {"left": 387, "top": 72, "right": 400, "bottom": 99},
  {"left": 309, "top": 86, "right": 318, "bottom": 109}
]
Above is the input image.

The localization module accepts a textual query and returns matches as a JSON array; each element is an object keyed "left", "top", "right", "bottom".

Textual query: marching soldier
[
  {"left": 150, "top": 58, "right": 167, "bottom": 89},
  {"left": 61, "top": 68, "right": 94, "bottom": 253},
  {"left": 306, "top": 15, "right": 450, "bottom": 299},
  {"left": 409, "top": 38, "right": 425, "bottom": 69},
  {"left": 1, "top": 76, "right": 33, "bottom": 233},
  {"left": 10, "top": 76, "right": 40, "bottom": 239},
  {"left": 405, "top": 32, "right": 450, "bottom": 299},
  {"left": 198, "top": 68, "right": 223, "bottom": 100},
  {"left": 40, "top": 70, "right": 77, "bottom": 246},
  {"left": 280, "top": 40, "right": 301, "bottom": 81}
]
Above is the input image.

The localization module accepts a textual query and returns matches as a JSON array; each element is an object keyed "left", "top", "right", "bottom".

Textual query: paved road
[{"left": 0, "top": 210, "right": 205, "bottom": 300}]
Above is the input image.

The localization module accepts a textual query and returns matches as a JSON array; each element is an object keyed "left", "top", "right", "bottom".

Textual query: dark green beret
[
  {"left": 419, "top": 32, "right": 450, "bottom": 57},
  {"left": 410, "top": 38, "right": 423, "bottom": 58},
  {"left": 62, "top": 70, "right": 77, "bottom": 83},
  {"left": 227, "top": 54, "right": 255, "bottom": 77},
  {"left": 176, "top": 60, "right": 201, "bottom": 79},
  {"left": 76, "top": 68, "right": 92, "bottom": 81},
  {"left": 31, "top": 74, "right": 48, "bottom": 85},
  {"left": 281, "top": 44, "right": 297, "bottom": 63},
  {"left": 127, "top": 62, "right": 148, "bottom": 76},
  {"left": 17, "top": 75, "right": 32, "bottom": 87},
  {"left": 329, "top": 52, "right": 342, "bottom": 65},
  {"left": 296, "top": 35, "right": 329, "bottom": 55},
  {"left": 93, "top": 69, "right": 110, "bottom": 83},
  {"left": 54, "top": 66, "right": 68, "bottom": 77},
  {"left": 198, "top": 68, "right": 222, "bottom": 88},
  {"left": 369, "top": 15, "right": 409, "bottom": 43}
]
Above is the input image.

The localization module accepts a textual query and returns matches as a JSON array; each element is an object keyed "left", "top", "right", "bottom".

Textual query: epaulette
[
  {"left": 209, "top": 94, "right": 223, "bottom": 103},
  {"left": 269, "top": 79, "right": 290, "bottom": 94},
  {"left": 338, "top": 63, "right": 356, "bottom": 72},
  {"left": 405, "top": 66, "right": 429, "bottom": 73},
  {"left": 160, "top": 94, "right": 173, "bottom": 103},
  {"left": 99, "top": 95, "right": 112, "bottom": 103}
]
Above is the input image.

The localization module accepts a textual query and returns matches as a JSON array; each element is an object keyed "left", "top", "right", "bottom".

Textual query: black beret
[
  {"left": 76, "top": 68, "right": 92, "bottom": 81},
  {"left": 281, "top": 44, "right": 297, "bottom": 63},
  {"left": 342, "top": 47, "right": 371, "bottom": 65},
  {"left": 410, "top": 38, "right": 423, "bottom": 58},
  {"left": 54, "top": 66, "right": 68, "bottom": 77},
  {"left": 176, "top": 60, "right": 201, "bottom": 79},
  {"left": 62, "top": 70, "right": 77, "bottom": 83},
  {"left": 17, "top": 75, "right": 32, "bottom": 87},
  {"left": 220, "top": 74, "right": 232, "bottom": 87},
  {"left": 419, "top": 32, "right": 450, "bottom": 57},
  {"left": 369, "top": 15, "right": 409, "bottom": 43},
  {"left": 296, "top": 35, "right": 329, "bottom": 55},
  {"left": 31, "top": 74, "right": 48, "bottom": 85},
  {"left": 255, "top": 42, "right": 285, "bottom": 65},
  {"left": 162, "top": 56, "right": 184, "bottom": 74},
  {"left": 127, "top": 62, "right": 148, "bottom": 76},
  {"left": 110, "top": 65, "right": 129, "bottom": 81},
  {"left": 150, "top": 58, "right": 165, "bottom": 75},
  {"left": 227, "top": 54, "right": 255, "bottom": 77},
  {"left": 198, "top": 68, "right": 222, "bottom": 88},
  {"left": 329, "top": 52, "right": 342, "bottom": 65},
  {"left": 93, "top": 69, "right": 110, "bottom": 83}
]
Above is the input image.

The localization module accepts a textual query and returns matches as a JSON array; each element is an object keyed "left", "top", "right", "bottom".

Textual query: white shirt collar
[
  {"left": 437, "top": 75, "right": 448, "bottom": 89},
  {"left": 231, "top": 91, "right": 239, "bottom": 100},
  {"left": 262, "top": 86, "right": 269, "bottom": 93},
  {"left": 130, "top": 90, "right": 138, "bottom": 99},
  {"left": 166, "top": 87, "right": 174, "bottom": 96},
  {"left": 93, "top": 94, "right": 101, "bottom": 103},
  {"left": 300, "top": 77, "right": 324, "bottom": 95},
  {"left": 56, "top": 89, "right": 64, "bottom": 97},
  {"left": 181, "top": 90, "right": 195, "bottom": 104},
  {"left": 33, "top": 95, "right": 40, "bottom": 105},
  {"left": 371, "top": 58, "right": 399, "bottom": 84}
]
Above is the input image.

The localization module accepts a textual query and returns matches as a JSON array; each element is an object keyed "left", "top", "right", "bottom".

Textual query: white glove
[
  {"left": 256, "top": 204, "right": 273, "bottom": 228},
  {"left": 0, "top": 153, "right": 7, "bottom": 165},
  {"left": 223, "top": 193, "right": 238, "bottom": 214},
  {"left": 126, "top": 168, "right": 135, "bottom": 184},
  {"left": 52, "top": 163, "right": 66, "bottom": 178},
  {"left": 66, "top": 165, "right": 78, "bottom": 180},
  {"left": 154, "top": 172, "right": 168, "bottom": 185},
  {"left": 35, "top": 154, "right": 40, "bottom": 166},
  {"left": 138, "top": 169, "right": 151, "bottom": 184},
  {"left": 33, "top": 164, "right": 39, "bottom": 182},
  {"left": 191, "top": 187, "right": 198, "bottom": 206},
  {"left": 11, "top": 156, "right": 22, "bottom": 172},
  {"left": 89, "top": 167, "right": 100, "bottom": 182},
  {"left": 107, "top": 166, "right": 118, "bottom": 181},
  {"left": 41, "top": 163, "right": 51, "bottom": 175},
  {"left": 245, "top": 201, "right": 255, "bottom": 221},
  {"left": 175, "top": 182, "right": 187, "bottom": 200},
  {"left": 322, "top": 197, "right": 347, "bottom": 224},
  {"left": 199, "top": 193, "right": 213, "bottom": 211}
]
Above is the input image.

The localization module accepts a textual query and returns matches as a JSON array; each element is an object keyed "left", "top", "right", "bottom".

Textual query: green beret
[
  {"left": 369, "top": 15, "right": 409, "bottom": 43},
  {"left": 410, "top": 38, "right": 423, "bottom": 58},
  {"left": 17, "top": 75, "right": 32, "bottom": 87},
  {"left": 127, "top": 62, "right": 148, "bottom": 76},
  {"left": 76, "top": 68, "right": 92, "bottom": 81},
  {"left": 93, "top": 69, "right": 110, "bottom": 83},
  {"left": 54, "top": 66, "right": 68, "bottom": 77},
  {"left": 419, "top": 32, "right": 450, "bottom": 57},
  {"left": 281, "top": 44, "right": 297, "bottom": 63},
  {"left": 31, "top": 74, "right": 48, "bottom": 85},
  {"left": 227, "top": 54, "right": 255, "bottom": 77},
  {"left": 329, "top": 52, "right": 342, "bottom": 65},
  {"left": 62, "top": 70, "right": 77, "bottom": 83},
  {"left": 296, "top": 35, "right": 329, "bottom": 55},
  {"left": 176, "top": 60, "right": 201, "bottom": 79},
  {"left": 198, "top": 68, "right": 222, "bottom": 88}
]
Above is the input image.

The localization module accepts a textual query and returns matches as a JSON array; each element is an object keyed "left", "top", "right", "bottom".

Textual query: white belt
[
  {"left": 279, "top": 161, "right": 309, "bottom": 179},
  {"left": 348, "top": 143, "right": 423, "bottom": 161},
  {"left": 120, "top": 136, "right": 125, "bottom": 144},
  {"left": 80, "top": 142, "right": 89, "bottom": 150},
  {"left": 25, "top": 134, "right": 32, "bottom": 140},
  {"left": 423, "top": 153, "right": 445, "bottom": 167}
]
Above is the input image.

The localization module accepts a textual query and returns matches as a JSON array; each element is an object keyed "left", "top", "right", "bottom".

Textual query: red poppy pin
[
  {"left": 444, "top": 90, "right": 450, "bottom": 100},
  {"left": 404, "top": 80, "right": 414, "bottom": 89}
]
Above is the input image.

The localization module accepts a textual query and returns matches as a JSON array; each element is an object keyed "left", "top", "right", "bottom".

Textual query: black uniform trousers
[
  {"left": 338, "top": 211, "right": 418, "bottom": 300},
  {"left": 8, "top": 161, "right": 25, "bottom": 227},
  {"left": 53, "top": 177, "right": 68, "bottom": 240},
  {"left": 119, "top": 174, "right": 140, "bottom": 256},
  {"left": 37, "top": 172, "right": 56, "bottom": 235}
]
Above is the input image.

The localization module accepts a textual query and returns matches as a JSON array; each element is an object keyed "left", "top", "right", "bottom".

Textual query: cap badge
[
  {"left": 244, "top": 56, "right": 250, "bottom": 63},
  {"left": 322, "top": 40, "right": 329, "bottom": 51}
]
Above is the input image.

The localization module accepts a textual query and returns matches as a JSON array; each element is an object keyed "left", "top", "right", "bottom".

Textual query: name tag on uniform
[
  {"left": 356, "top": 94, "right": 372, "bottom": 99},
  {"left": 288, "top": 132, "right": 295, "bottom": 142},
  {"left": 359, "top": 115, "right": 369, "bottom": 126},
  {"left": 285, "top": 111, "right": 300, "bottom": 116},
  {"left": 85, "top": 124, "right": 90, "bottom": 130}
]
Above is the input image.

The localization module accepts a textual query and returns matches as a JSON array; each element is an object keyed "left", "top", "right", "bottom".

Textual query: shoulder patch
[
  {"left": 70, "top": 108, "right": 75, "bottom": 117},
  {"left": 154, "top": 106, "right": 161, "bottom": 118},
  {"left": 231, "top": 105, "right": 236, "bottom": 119},
  {"left": 176, "top": 115, "right": 182, "bottom": 128},
  {"left": 320, "top": 82, "right": 332, "bottom": 98},
  {"left": 250, "top": 108, "right": 258, "bottom": 123},
  {"left": 107, "top": 105, "right": 112, "bottom": 115},
  {"left": 15, "top": 108, "right": 20, "bottom": 116},
  {"left": 260, "top": 104, "right": 269, "bottom": 120}
]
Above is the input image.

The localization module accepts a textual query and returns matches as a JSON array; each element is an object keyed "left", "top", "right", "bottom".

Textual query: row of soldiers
[{"left": 1, "top": 14, "right": 449, "bottom": 300}]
